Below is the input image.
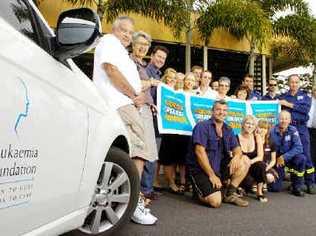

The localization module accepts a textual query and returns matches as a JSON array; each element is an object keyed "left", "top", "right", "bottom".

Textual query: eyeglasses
[
  {"left": 269, "top": 84, "right": 277, "bottom": 86},
  {"left": 219, "top": 84, "right": 229, "bottom": 87}
]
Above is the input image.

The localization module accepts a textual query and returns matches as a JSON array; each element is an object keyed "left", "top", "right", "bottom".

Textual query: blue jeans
[{"left": 141, "top": 160, "right": 157, "bottom": 194}]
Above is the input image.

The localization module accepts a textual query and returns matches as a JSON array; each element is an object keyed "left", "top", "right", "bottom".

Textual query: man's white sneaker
[{"left": 131, "top": 197, "right": 158, "bottom": 225}]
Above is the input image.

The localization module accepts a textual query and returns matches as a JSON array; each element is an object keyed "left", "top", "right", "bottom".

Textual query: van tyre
[{"left": 77, "top": 147, "right": 140, "bottom": 235}]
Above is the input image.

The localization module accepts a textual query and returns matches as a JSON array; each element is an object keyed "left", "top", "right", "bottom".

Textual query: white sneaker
[{"left": 131, "top": 197, "right": 158, "bottom": 225}]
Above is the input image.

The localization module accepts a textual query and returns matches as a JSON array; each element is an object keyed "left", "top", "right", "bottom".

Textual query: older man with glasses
[
  {"left": 93, "top": 16, "right": 158, "bottom": 225},
  {"left": 262, "top": 78, "right": 279, "bottom": 100}
]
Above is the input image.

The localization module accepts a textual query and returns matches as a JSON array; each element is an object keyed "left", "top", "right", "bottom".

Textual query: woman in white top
[
  {"left": 183, "top": 72, "right": 196, "bottom": 94},
  {"left": 197, "top": 70, "right": 218, "bottom": 98}
]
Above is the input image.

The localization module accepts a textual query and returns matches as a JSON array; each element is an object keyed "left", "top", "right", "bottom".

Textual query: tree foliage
[
  {"left": 62, "top": 0, "right": 316, "bottom": 70},
  {"left": 197, "top": 0, "right": 271, "bottom": 49},
  {"left": 253, "top": 0, "right": 309, "bottom": 17},
  {"left": 106, "top": 0, "right": 194, "bottom": 37},
  {"left": 272, "top": 13, "right": 316, "bottom": 67}
]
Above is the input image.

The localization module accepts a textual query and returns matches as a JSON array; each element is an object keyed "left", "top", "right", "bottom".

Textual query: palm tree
[
  {"left": 273, "top": 14, "right": 316, "bottom": 83},
  {"left": 254, "top": 0, "right": 315, "bottom": 70},
  {"left": 273, "top": 14, "right": 316, "bottom": 63},
  {"left": 62, "top": 0, "right": 315, "bottom": 79},
  {"left": 105, "top": 0, "right": 274, "bottom": 73},
  {"left": 197, "top": 0, "right": 272, "bottom": 74},
  {"left": 253, "top": 0, "right": 309, "bottom": 17},
  {"left": 198, "top": 0, "right": 315, "bottom": 75}
]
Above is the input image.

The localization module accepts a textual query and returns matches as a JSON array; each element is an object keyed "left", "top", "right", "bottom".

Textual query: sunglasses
[{"left": 269, "top": 84, "right": 277, "bottom": 87}]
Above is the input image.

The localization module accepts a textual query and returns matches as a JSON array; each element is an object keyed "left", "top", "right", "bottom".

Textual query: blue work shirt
[
  {"left": 249, "top": 90, "right": 262, "bottom": 100},
  {"left": 145, "top": 63, "right": 162, "bottom": 104},
  {"left": 278, "top": 90, "right": 311, "bottom": 124},
  {"left": 186, "top": 118, "right": 239, "bottom": 176},
  {"left": 269, "top": 125, "right": 303, "bottom": 162},
  {"left": 261, "top": 92, "right": 278, "bottom": 101}
]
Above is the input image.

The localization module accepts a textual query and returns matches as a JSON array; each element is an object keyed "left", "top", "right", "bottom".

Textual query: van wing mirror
[{"left": 54, "top": 8, "right": 101, "bottom": 61}]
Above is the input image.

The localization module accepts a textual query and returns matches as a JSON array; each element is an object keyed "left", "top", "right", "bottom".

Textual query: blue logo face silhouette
[{"left": 14, "top": 78, "right": 30, "bottom": 136}]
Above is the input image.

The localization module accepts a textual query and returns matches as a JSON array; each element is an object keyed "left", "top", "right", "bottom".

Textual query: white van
[{"left": 0, "top": 1, "right": 139, "bottom": 235}]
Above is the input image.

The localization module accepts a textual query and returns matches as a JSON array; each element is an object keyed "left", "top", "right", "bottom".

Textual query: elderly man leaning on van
[{"left": 93, "top": 16, "right": 158, "bottom": 225}]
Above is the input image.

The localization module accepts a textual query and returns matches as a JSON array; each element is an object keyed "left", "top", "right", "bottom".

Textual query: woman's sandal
[
  {"left": 236, "top": 187, "right": 246, "bottom": 197},
  {"left": 178, "top": 184, "right": 186, "bottom": 194},
  {"left": 185, "top": 183, "right": 193, "bottom": 193},
  {"left": 257, "top": 194, "right": 268, "bottom": 203},
  {"left": 263, "top": 183, "right": 268, "bottom": 193},
  {"left": 169, "top": 183, "right": 183, "bottom": 195}
]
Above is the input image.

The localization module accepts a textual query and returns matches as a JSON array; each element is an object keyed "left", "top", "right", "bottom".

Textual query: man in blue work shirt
[
  {"left": 141, "top": 45, "right": 169, "bottom": 199},
  {"left": 187, "top": 100, "right": 250, "bottom": 208},
  {"left": 242, "top": 74, "right": 261, "bottom": 100},
  {"left": 146, "top": 46, "right": 169, "bottom": 103},
  {"left": 261, "top": 78, "right": 278, "bottom": 100},
  {"left": 278, "top": 74, "right": 316, "bottom": 194},
  {"left": 269, "top": 110, "right": 306, "bottom": 196}
]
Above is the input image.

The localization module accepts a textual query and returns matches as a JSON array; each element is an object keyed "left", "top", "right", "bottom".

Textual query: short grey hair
[
  {"left": 288, "top": 74, "right": 300, "bottom": 82},
  {"left": 279, "top": 110, "right": 291, "bottom": 120},
  {"left": 112, "top": 16, "right": 134, "bottom": 30},
  {"left": 212, "top": 99, "right": 228, "bottom": 111},
  {"left": 219, "top": 76, "right": 231, "bottom": 86},
  {"left": 132, "top": 31, "right": 152, "bottom": 45}
]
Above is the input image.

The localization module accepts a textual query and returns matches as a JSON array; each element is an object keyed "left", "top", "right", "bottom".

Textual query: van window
[{"left": 0, "top": 0, "right": 39, "bottom": 44}]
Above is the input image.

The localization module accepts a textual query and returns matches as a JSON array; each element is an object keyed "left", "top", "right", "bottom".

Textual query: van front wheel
[{"left": 79, "top": 147, "right": 139, "bottom": 235}]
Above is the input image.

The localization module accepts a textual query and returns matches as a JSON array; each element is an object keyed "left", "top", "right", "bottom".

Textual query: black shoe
[
  {"left": 292, "top": 188, "right": 305, "bottom": 197},
  {"left": 306, "top": 185, "right": 316, "bottom": 194},
  {"left": 153, "top": 185, "right": 165, "bottom": 192},
  {"left": 289, "top": 185, "right": 307, "bottom": 192},
  {"left": 191, "top": 190, "right": 199, "bottom": 201}
]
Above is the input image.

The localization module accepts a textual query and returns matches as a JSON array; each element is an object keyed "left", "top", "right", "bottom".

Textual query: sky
[{"left": 306, "top": 0, "right": 316, "bottom": 16}]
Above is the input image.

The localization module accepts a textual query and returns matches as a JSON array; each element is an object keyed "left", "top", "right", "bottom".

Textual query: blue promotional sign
[
  {"left": 250, "top": 101, "right": 280, "bottom": 125},
  {"left": 157, "top": 85, "right": 193, "bottom": 135},
  {"left": 157, "top": 85, "right": 280, "bottom": 135},
  {"left": 225, "top": 99, "right": 247, "bottom": 134},
  {"left": 190, "top": 95, "right": 214, "bottom": 125}
]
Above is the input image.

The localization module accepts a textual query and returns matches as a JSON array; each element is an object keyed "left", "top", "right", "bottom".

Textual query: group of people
[{"left": 93, "top": 15, "right": 316, "bottom": 225}]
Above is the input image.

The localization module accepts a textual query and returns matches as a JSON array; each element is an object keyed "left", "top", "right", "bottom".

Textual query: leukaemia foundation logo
[
  {"left": 0, "top": 78, "right": 37, "bottom": 209},
  {"left": 14, "top": 78, "right": 30, "bottom": 137}
]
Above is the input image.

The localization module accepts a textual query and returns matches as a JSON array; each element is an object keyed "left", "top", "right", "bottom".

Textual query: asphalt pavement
[{"left": 115, "top": 186, "right": 316, "bottom": 236}]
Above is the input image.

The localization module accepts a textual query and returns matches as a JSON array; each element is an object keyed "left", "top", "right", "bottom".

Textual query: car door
[{"left": 0, "top": 1, "right": 90, "bottom": 234}]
